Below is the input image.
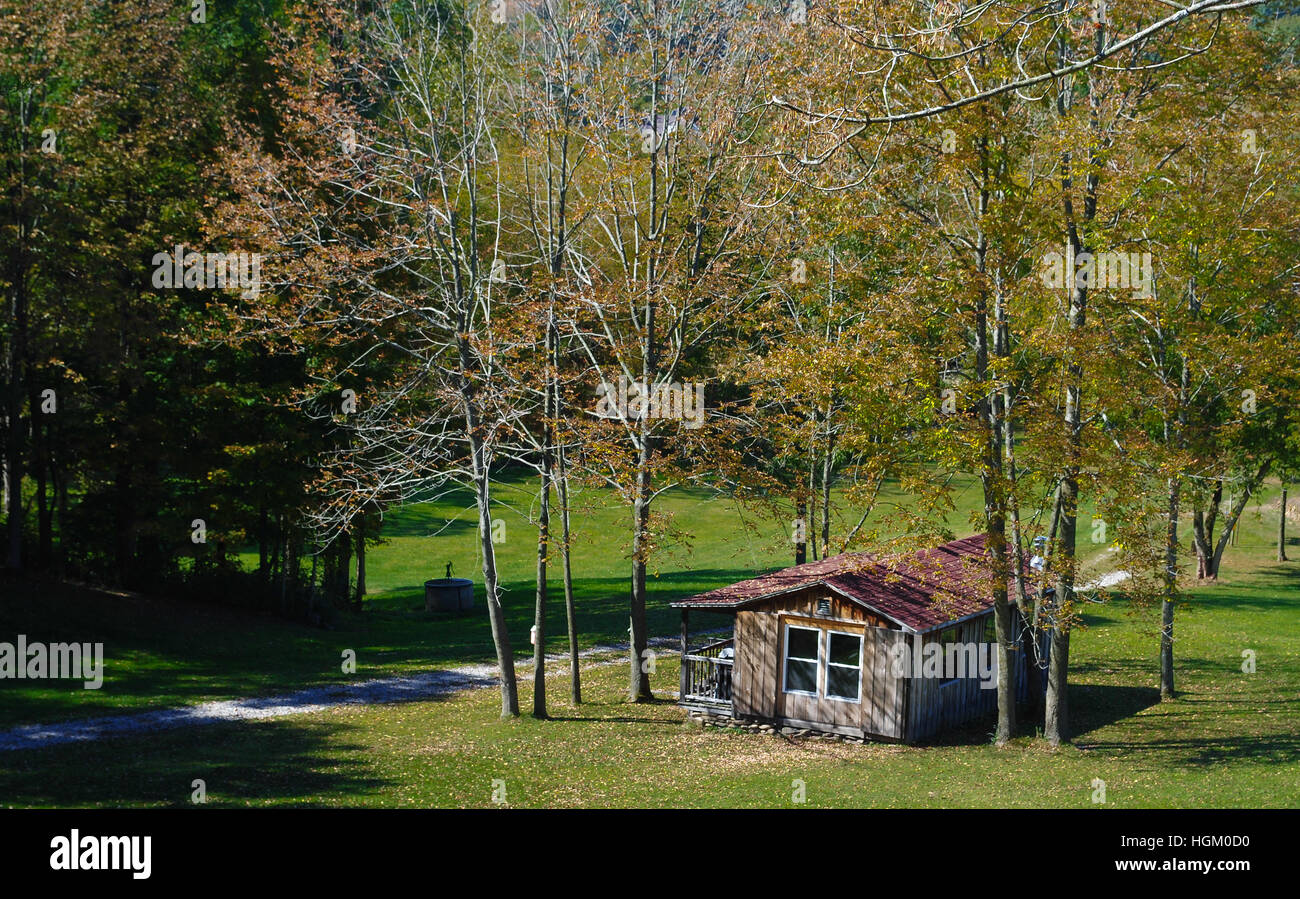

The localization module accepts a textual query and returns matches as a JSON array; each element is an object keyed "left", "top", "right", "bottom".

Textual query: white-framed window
[
  {"left": 782, "top": 625, "right": 821, "bottom": 696},
  {"left": 825, "top": 630, "right": 863, "bottom": 702}
]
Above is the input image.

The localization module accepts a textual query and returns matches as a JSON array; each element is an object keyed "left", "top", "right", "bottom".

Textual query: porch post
[{"left": 679, "top": 608, "right": 689, "bottom": 701}]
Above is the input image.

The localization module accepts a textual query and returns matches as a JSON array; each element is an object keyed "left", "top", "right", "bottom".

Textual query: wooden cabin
[{"left": 674, "top": 534, "right": 1047, "bottom": 743}]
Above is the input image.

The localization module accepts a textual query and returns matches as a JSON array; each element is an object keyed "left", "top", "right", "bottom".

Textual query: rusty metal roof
[{"left": 671, "top": 534, "right": 1008, "bottom": 633}]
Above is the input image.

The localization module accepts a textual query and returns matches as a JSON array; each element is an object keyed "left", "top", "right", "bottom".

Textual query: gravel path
[
  {"left": 0, "top": 634, "right": 702, "bottom": 753},
  {"left": 1081, "top": 570, "right": 1131, "bottom": 591}
]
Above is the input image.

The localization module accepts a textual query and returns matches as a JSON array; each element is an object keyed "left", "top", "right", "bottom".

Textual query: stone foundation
[{"left": 685, "top": 710, "right": 868, "bottom": 744}]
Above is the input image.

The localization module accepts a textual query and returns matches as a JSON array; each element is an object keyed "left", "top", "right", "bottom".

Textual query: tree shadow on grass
[
  {"left": 0, "top": 717, "right": 395, "bottom": 808},
  {"left": 919, "top": 683, "right": 1162, "bottom": 748},
  {"left": 1071, "top": 655, "right": 1243, "bottom": 680},
  {"left": 1076, "top": 610, "right": 1116, "bottom": 628},
  {"left": 544, "top": 714, "right": 676, "bottom": 726},
  {"left": 0, "top": 564, "right": 766, "bottom": 733},
  {"left": 1077, "top": 731, "right": 1300, "bottom": 766},
  {"left": 1188, "top": 563, "right": 1300, "bottom": 611},
  {"left": 533, "top": 693, "right": 684, "bottom": 727},
  {"left": 372, "top": 567, "right": 755, "bottom": 657},
  {"left": 378, "top": 504, "right": 477, "bottom": 538},
  {"left": 1004, "top": 682, "right": 1297, "bottom": 767},
  {"left": 1068, "top": 683, "right": 1163, "bottom": 736}
]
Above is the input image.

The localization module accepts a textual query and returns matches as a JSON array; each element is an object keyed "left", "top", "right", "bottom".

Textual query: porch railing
[{"left": 680, "top": 637, "right": 734, "bottom": 709}]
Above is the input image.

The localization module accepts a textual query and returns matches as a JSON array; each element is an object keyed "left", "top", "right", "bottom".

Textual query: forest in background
[{"left": 4, "top": 0, "right": 1300, "bottom": 744}]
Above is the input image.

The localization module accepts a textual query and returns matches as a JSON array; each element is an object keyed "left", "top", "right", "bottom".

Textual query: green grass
[
  {"left": 2, "top": 472, "right": 1028, "bottom": 728},
  {"left": 1, "top": 557, "right": 1295, "bottom": 808},
  {"left": 0, "top": 478, "right": 1295, "bottom": 807}
]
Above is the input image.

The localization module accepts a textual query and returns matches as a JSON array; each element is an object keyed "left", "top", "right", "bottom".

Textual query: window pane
[
  {"left": 787, "top": 627, "right": 818, "bottom": 661},
  {"left": 828, "top": 632, "right": 861, "bottom": 667},
  {"left": 786, "top": 659, "right": 818, "bottom": 693},
  {"left": 826, "top": 665, "right": 860, "bottom": 701}
]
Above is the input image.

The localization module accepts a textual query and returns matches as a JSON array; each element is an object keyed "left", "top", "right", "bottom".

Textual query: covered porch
[{"left": 677, "top": 610, "right": 735, "bottom": 714}]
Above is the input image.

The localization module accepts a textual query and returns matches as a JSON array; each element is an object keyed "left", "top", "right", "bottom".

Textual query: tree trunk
[
  {"left": 629, "top": 439, "right": 654, "bottom": 703},
  {"left": 1201, "top": 462, "right": 1270, "bottom": 578},
  {"left": 807, "top": 452, "right": 818, "bottom": 561},
  {"left": 1046, "top": 331, "right": 1082, "bottom": 748},
  {"left": 283, "top": 526, "right": 298, "bottom": 614},
  {"left": 258, "top": 505, "right": 270, "bottom": 587},
  {"left": 998, "top": 270, "right": 1041, "bottom": 716},
  {"left": 820, "top": 427, "right": 835, "bottom": 559},
  {"left": 1160, "top": 477, "right": 1179, "bottom": 699},
  {"left": 1280, "top": 487, "right": 1288, "bottom": 562},
  {"left": 1005, "top": 394, "right": 1040, "bottom": 713},
  {"left": 533, "top": 466, "right": 550, "bottom": 719},
  {"left": 551, "top": 309, "right": 580, "bottom": 705},
  {"left": 533, "top": 311, "right": 556, "bottom": 718},
  {"left": 35, "top": 422, "right": 51, "bottom": 569},
  {"left": 338, "top": 527, "right": 352, "bottom": 606},
  {"left": 5, "top": 278, "right": 26, "bottom": 572},
  {"left": 1045, "top": 477, "right": 1075, "bottom": 747},
  {"left": 470, "top": 425, "right": 519, "bottom": 718},
  {"left": 557, "top": 450, "right": 580, "bottom": 705},
  {"left": 28, "top": 384, "right": 49, "bottom": 570},
  {"left": 794, "top": 494, "right": 807, "bottom": 565},
  {"left": 52, "top": 450, "right": 67, "bottom": 574},
  {"left": 1191, "top": 482, "right": 1221, "bottom": 578},
  {"left": 1046, "top": 243, "right": 1085, "bottom": 747},
  {"left": 354, "top": 521, "right": 366, "bottom": 610},
  {"left": 1045, "top": 17, "right": 1103, "bottom": 747},
  {"left": 974, "top": 250, "right": 1014, "bottom": 744}
]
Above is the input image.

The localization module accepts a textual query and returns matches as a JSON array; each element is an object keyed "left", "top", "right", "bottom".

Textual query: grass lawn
[
  {"left": 0, "top": 478, "right": 1296, "bottom": 807},
  {"left": 1, "top": 560, "right": 1295, "bottom": 808},
  {"left": 2, "top": 472, "right": 1051, "bottom": 728}
]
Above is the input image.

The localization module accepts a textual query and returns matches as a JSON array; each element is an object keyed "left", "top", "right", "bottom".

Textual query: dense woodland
[{"left": 4, "top": 0, "right": 1300, "bottom": 744}]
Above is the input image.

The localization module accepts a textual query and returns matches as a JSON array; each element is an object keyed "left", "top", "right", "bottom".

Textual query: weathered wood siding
[
  {"left": 734, "top": 587, "right": 892, "bottom": 734},
  {"left": 901, "top": 616, "right": 986, "bottom": 742},
  {"left": 733, "top": 608, "right": 778, "bottom": 718},
  {"left": 748, "top": 587, "right": 891, "bottom": 628},
  {"left": 861, "top": 627, "right": 907, "bottom": 738},
  {"left": 901, "top": 611, "right": 1052, "bottom": 743},
  {"left": 728, "top": 587, "right": 1051, "bottom": 743}
]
